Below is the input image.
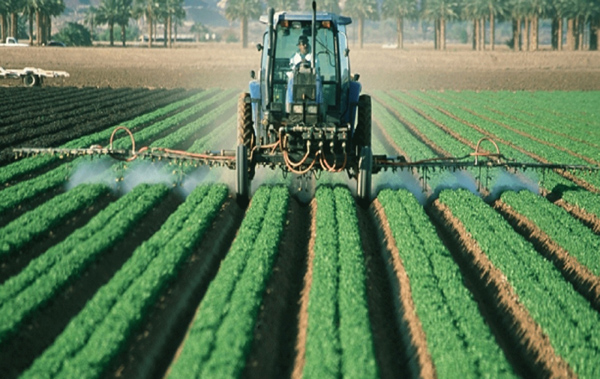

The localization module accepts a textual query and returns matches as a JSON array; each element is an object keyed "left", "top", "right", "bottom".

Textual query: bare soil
[{"left": 2, "top": 44, "right": 600, "bottom": 91}]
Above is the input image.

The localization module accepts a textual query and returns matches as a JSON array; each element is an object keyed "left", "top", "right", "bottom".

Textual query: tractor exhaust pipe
[{"left": 311, "top": 1, "right": 316, "bottom": 70}]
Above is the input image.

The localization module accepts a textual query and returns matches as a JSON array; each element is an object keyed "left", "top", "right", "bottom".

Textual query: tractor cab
[
  {"left": 236, "top": 3, "right": 372, "bottom": 202},
  {"left": 248, "top": 10, "right": 361, "bottom": 145}
]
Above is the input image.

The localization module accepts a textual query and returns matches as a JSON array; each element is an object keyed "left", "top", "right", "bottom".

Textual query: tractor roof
[{"left": 259, "top": 11, "right": 352, "bottom": 26}]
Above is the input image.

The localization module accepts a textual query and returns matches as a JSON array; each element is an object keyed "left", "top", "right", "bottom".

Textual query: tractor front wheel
[
  {"left": 237, "top": 92, "right": 256, "bottom": 151},
  {"left": 353, "top": 94, "right": 372, "bottom": 154}
]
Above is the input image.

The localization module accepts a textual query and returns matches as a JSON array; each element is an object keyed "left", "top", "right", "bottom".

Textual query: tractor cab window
[{"left": 272, "top": 21, "right": 338, "bottom": 117}]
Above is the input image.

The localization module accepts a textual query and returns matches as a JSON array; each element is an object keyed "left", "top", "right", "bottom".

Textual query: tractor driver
[{"left": 290, "top": 35, "right": 313, "bottom": 69}]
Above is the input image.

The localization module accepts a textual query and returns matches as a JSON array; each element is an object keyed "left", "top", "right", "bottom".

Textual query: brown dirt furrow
[
  {"left": 494, "top": 199, "right": 600, "bottom": 311},
  {"left": 419, "top": 97, "right": 600, "bottom": 194},
  {"left": 105, "top": 196, "right": 245, "bottom": 379},
  {"left": 372, "top": 199, "right": 436, "bottom": 378},
  {"left": 243, "top": 197, "right": 309, "bottom": 379},
  {"left": 291, "top": 198, "right": 316, "bottom": 379},
  {"left": 0, "top": 189, "right": 183, "bottom": 379},
  {"left": 429, "top": 199, "right": 575, "bottom": 378},
  {"left": 554, "top": 199, "right": 600, "bottom": 234},
  {"left": 356, "top": 201, "right": 409, "bottom": 379}
]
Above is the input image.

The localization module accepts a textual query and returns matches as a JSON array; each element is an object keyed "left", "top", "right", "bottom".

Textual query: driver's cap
[{"left": 297, "top": 35, "right": 309, "bottom": 46}]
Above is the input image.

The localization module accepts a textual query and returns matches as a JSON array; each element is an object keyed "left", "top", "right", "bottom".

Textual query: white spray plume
[
  {"left": 120, "top": 160, "right": 173, "bottom": 194},
  {"left": 488, "top": 169, "right": 539, "bottom": 200},
  {"left": 373, "top": 169, "right": 427, "bottom": 205},
  {"left": 66, "top": 157, "right": 115, "bottom": 191},
  {"left": 431, "top": 170, "right": 480, "bottom": 200}
]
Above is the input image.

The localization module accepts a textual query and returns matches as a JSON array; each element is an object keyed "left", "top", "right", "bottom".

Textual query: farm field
[
  {"left": 1, "top": 85, "right": 599, "bottom": 378},
  {"left": 2, "top": 46, "right": 600, "bottom": 378}
]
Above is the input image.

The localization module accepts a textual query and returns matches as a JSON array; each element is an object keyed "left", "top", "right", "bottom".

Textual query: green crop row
[
  {"left": 500, "top": 190, "right": 600, "bottom": 276},
  {"left": 302, "top": 186, "right": 378, "bottom": 379},
  {"left": 169, "top": 185, "right": 289, "bottom": 378},
  {"left": 0, "top": 89, "right": 234, "bottom": 215},
  {"left": 0, "top": 183, "right": 109, "bottom": 257},
  {"left": 442, "top": 91, "right": 600, "bottom": 141},
  {"left": 434, "top": 91, "right": 600, "bottom": 165},
  {"left": 378, "top": 189, "right": 515, "bottom": 377},
  {"left": 372, "top": 100, "right": 434, "bottom": 161},
  {"left": 0, "top": 183, "right": 168, "bottom": 344},
  {"left": 392, "top": 91, "right": 600, "bottom": 221},
  {"left": 22, "top": 184, "right": 228, "bottom": 378},
  {"left": 413, "top": 91, "right": 600, "bottom": 190},
  {"left": 439, "top": 189, "right": 600, "bottom": 377},
  {"left": 0, "top": 89, "right": 218, "bottom": 185}
]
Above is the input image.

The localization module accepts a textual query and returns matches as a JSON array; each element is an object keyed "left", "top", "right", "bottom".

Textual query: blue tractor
[
  {"left": 236, "top": 2, "right": 373, "bottom": 201},
  {"left": 14, "top": 3, "right": 599, "bottom": 202}
]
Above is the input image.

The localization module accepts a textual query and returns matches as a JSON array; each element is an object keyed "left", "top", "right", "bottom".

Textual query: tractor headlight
[
  {"left": 307, "top": 105, "right": 318, "bottom": 114},
  {"left": 292, "top": 104, "right": 304, "bottom": 114}
]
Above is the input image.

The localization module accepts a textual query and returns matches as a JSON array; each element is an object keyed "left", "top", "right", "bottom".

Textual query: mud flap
[{"left": 357, "top": 146, "right": 372, "bottom": 203}]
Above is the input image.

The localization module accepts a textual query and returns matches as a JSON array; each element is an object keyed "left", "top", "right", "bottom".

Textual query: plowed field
[{"left": 1, "top": 46, "right": 600, "bottom": 378}]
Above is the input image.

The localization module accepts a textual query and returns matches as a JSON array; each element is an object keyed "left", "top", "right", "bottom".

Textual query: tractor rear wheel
[{"left": 353, "top": 94, "right": 372, "bottom": 154}]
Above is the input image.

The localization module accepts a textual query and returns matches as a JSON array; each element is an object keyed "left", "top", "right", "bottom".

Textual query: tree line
[
  {"left": 0, "top": 0, "right": 185, "bottom": 47},
  {"left": 1, "top": 0, "right": 599, "bottom": 50},
  {"left": 220, "top": 0, "right": 599, "bottom": 50}
]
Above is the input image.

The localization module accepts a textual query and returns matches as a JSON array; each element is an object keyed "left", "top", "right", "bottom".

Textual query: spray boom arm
[{"left": 12, "top": 126, "right": 599, "bottom": 189}]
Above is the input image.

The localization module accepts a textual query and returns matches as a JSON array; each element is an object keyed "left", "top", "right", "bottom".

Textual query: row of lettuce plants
[
  {"left": 500, "top": 190, "right": 600, "bottom": 276},
  {"left": 373, "top": 91, "right": 471, "bottom": 157},
  {"left": 433, "top": 91, "right": 600, "bottom": 165},
  {"left": 391, "top": 91, "right": 600, "bottom": 220},
  {"left": 168, "top": 185, "right": 289, "bottom": 378},
  {"left": 0, "top": 183, "right": 109, "bottom": 257},
  {"left": 450, "top": 91, "right": 600, "bottom": 138},
  {"left": 0, "top": 183, "right": 169, "bottom": 344},
  {"left": 378, "top": 189, "right": 516, "bottom": 377},
  {"left": 301, "top": 186, "right": 378, "bottom": 378},
  {"left": 0, "top": 88, "right": 219, "bottom": 185},
  {"left": 438, "top": 189, "right": 600, "bottom": 377},
  {"left": 411, "top": 91, "right": 600, "bottom": 190},
  {"left": 21, "top": 184, "right": 228, "bottom": 378},
  {"left": 0, "top": 89, "right": 234, "bottom": 215}
]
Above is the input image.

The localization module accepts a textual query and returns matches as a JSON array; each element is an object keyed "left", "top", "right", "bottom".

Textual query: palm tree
[
  {"left": 49, "top": 0, "right": 65, "bottom": 40},
  {"left": 218, "top": 0, "right": 263, "bottom": 48},
  {"left": 5, "top": 0, "right": 25, "bottom": 39},
  {"left": 344, "top": 0, "right": 378, "bottom": 49},
  {"left": 115, "top": 0, "right": 133, "bottom": 46},
  {"left": 509, "top": 0, "right": 529, "bottom": 51},
  {"left": 422, "top": 0, "right": 458, "bottom": 50},
  {"left": 461, "top": 0, "right": 487, "bottom": 50},
  {"left": 96, "top": 0, "right": 119, "bottom": 46},
  {"left": 0, "top": 3, "right": 7, "bottom": 42},
  {"left": 83, "top": 6, "right": 97, "bottom": 42},
  {"left": 22, "top": 0, "right": 37, "bottom": 44},
  {"left": 133, "top": 0, "right": 158, "bottom": 47},
  {"left": 381, "top": 0, "right": 416, "bottom": 49},
  {"left": 163, "top": 0, "right": 185, "bottom": 47}
]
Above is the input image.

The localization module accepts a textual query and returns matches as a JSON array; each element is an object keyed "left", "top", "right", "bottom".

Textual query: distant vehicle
[
  {"left": 0, "top": 37, "right": 28, "bottom": 47},
  {"left": 0, "top": 67, "right": 70, "bottom": 87},
  {"left": 47, "top": 41, "right": 66, "bottom": 47}
]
